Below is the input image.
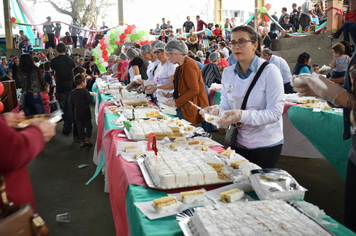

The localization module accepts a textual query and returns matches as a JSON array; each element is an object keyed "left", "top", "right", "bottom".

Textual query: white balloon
[
  {"left": 102, "top": 62, "right": 108, "bottom": 67},
  {"left": 131, "top": 29, "right": 138, "bottom": 35},
  {"left": 122, "top": 25, "right": 127, "bottom": 30},
  {"left": 97, "top": 52, "right": 102, "bottom": 57},
  {"left": 99, "top": 58, "right": 104, "bottom": 63},
  {"left": 134, "top": 39, "right": 141, "bottom": 45},
  {"left": 114, "top": 36, "right": 120, "bottom": 42},
  {"left": 124, "top": 35, "right": 131, "bottom": 43},
  {"left": 107, "top": 52, "right": 111, "bottom": 57}
]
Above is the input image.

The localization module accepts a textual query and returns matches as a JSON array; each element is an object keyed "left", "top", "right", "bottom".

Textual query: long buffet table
[{"left": 91, "top": 84, "right": 355, "bottom": 236}]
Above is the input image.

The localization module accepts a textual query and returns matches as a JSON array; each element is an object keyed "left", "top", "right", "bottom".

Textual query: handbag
[
  {"left": 43, "top": 33, "right": 49, "bottom": 43},
  {"left": 0, "top": 175, "right": 50, "bottom": 236},
  {"left": 224, "top": 61, "right": 269, "bottom": 148}
]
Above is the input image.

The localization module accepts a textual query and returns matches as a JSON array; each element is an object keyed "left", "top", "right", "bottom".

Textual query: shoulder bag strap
[{"left": 240, "top": 61, "right": 269, "bottom": 110}]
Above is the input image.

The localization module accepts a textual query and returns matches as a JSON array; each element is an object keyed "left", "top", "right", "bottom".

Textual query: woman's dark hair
[
  {"left": 231, "top": 25, "right": 262, "bottom": 57},
  {"left": 19, "top": 54, "right": 46, "bottom": 89},
  {"left": 219, "top": 41, "right": 226, "bottom": 47},
  {"left": 340, "top": 41, "right": 352, "bottom": 57},
  {"left": 205, "top": 51, "right": 211, "bottom": 60},
  {"left": 297, "top": 52, "right": 311, "bottom": 63}
]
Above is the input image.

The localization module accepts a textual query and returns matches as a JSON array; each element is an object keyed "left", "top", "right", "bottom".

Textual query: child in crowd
[
  {"left": 71, "top": 66, "right": 87, "bottom": 143},
  {"left": 311, "top": 63, "right": 320, "bottom": 74},
  {"left": 70, "top": 74, "right": 93, "bottom": 147},
  {"left": 330, "top": 42, "right": 350, "bottom": 85},
  {"left": 41, "top": 83, "right": 54, "bottom": 114}
]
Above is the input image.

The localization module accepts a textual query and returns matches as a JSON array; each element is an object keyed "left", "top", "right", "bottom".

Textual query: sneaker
[
  {"left": 73, "top": 137, "right": 80, "bottom": 143},
  {"left": 328, "top": 35, "right": 335, "bottom": 39}
]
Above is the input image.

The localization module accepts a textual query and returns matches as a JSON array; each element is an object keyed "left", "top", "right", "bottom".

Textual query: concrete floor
[{"left": 27, "top": 104, "right": 345, "bottom": 236}]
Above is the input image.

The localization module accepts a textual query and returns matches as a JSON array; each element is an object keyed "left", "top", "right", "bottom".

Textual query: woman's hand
[
  {"left": 145, "top": 85, "right": 157, "bottom": 94},
  {"left": 164, "top": 92, "right": 174, "bottom": 98},
  {"left": 217, "top": 110, "right": 242, "bottom": 126},
  {"left": 3, "top": 112, "right": 25, "bottom": 125},
  {"left": 199, "top": 105, "right": 219, "bottom": 116},
  {"left": 164, "top": 99, "right": 176, "bottom": 106}
]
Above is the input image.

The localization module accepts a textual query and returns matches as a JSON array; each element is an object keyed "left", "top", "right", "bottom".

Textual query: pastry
[
  {"left": 220, "top": 188, "right": 244, "bottom": 203},
  {"left": 152, "top": 196, "right": 178, "bottom": 214},
  {"left": 180, "top": 190, "right": 205, "bottom": 204}
]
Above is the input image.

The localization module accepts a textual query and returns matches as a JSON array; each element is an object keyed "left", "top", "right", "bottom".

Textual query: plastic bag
[{"left": 249, "top": 168, "right": 307, "bottom": 201}]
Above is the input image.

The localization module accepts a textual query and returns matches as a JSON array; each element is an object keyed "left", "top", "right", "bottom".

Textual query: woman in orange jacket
[{"left": 164, "top": 40, "right": 209, "bottom": 126}]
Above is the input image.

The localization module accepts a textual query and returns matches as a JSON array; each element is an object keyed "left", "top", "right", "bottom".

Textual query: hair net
[
  {"left": 153, "top": 41, "right": 166, "bottom": 52},
  {"left": 209, "top": 52, "right": 220, "bottom": 62},
  {"left": 126, "top": 48, "right": 138, "bottom": 58},
  {"left": 262, "top": 48, "right": 273, "bottom": 56},
  {"left": 196, "top": 51, "right": 204, "bottom": 57},
  {"left": 165, "top": 40, "right": 188, "bottom": 55},
  {"left": 151, "top": 40, "right": 161, "bottom": 52},
  {"left": 119, "top": 53, "right": 127, "bottom": 60},
  {"left": 141, "top": 44, "right": 151, "bottom": 53},
  {"left": 110, "top": 55, "right": 117, "bottom": 60}
]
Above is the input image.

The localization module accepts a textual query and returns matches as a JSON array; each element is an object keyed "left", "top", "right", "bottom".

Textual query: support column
[
  {"left": 327, "top": 0, "right": 343, "bottom": 33},
  {"left": 255, "top": 0, "right": 265, "bottom": 32},
  {"left": 214, "top": 0, "right": 222, "bottom": 25},
  {"left": 3, "top": 0, "right": 14, "bottom": 50},
  {"left": 118, "top": 0, "right": 124, "bottom": 26}
]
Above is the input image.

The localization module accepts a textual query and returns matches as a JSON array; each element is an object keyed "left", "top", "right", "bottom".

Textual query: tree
[{"left": 35, "top": 0, "right": 114, "bottom": 26}]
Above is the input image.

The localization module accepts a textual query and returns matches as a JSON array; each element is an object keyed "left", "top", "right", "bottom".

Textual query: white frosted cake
[
  {"left": 144, "top": 150, "right": 225, "bottom": 189},
  {"left": 152, "top": 196, "right": 178, "bottom": 214},
  {"left": 180, "top": 190, "right": 205, "bottom": 204},
  {"left": 220, "top": 189, "right": 244, "bottom": 203},
  {"left": 189, "top": 200, "right": 332, "bottom": 236}
]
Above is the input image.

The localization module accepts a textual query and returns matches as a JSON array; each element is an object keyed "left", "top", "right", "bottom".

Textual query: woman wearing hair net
[
  {"left": 201, "top": 52, "right": 222, "bottom": 88},
  {"left": 293, "top": 2, "right": 356, "bottom": 229},
  {"left": 145, "top": 42, "right": 178, "bottom": 103},
  {"left": 117, "top": 53, "right": 130, "bottom": 83},
  {"left": 126, "top": 48, "right": 148, "bottom": 91},
  {"left": 164, "top": 40, "right": 209, "bottom": 126}
]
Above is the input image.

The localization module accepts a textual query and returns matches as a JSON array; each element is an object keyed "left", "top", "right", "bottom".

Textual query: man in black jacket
[{"left": 50, "top": 43, "right": 76, "bottom": 134}]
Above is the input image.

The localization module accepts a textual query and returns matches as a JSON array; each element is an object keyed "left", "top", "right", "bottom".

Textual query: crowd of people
[{"left": 2, "top": 0, "right": 356, "bottom": 233}]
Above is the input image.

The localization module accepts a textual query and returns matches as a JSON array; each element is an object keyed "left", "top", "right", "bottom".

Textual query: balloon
[
  {"left": 265, "top": 3, "right": 271, "bottom": 11},
  {"left": 10, "top": 17, "right": 16, "bottom": 23},
  {"left": 263, "top": 14, "right": 270, "bottom": 22},
  {"left": 112, "top": 44, "right": 118, "bottom": 49},
  {"left": 99, "top": 58, "right": 104, "bottom": 63},
  {"left": 108, "top": 48, "right": 114, "bottom": 53},
  {"left": 110, "top": 34, "right": 116, "bottom": 40},
  {"left": 130, "top": 34, "right": 135, "bottom": 42},
  {"left": 0, "top": 101, "right": 3, "bottom": 113},
  {"left": 115, "top": 36, "right": 120, "bottom": 42},
  {"left": 102, "top": 62, "right": 108, "bottom": 67},
  {"left": 260, "top": 7, "right": 267, "bottom": 13},
  {"left": 132, "top": 29, "right": 138, "bottom": 35},
  {"left": 219, "top": 21, "right": 224, "bottom": 28},
  {"left": 0, "top": 82, "right": 3, "bottom": 95},
  {"left": 12, "top": 24, "right": 17, "bottom": 29},
  {"left": 100, "top": 45, "right": 106, "bottom": 50},
  {"left": 102, "top": 50, "right": 108, "bottom": 56},
  {"left": 14, "top": 20, "right": 21, "bottom": 23}
]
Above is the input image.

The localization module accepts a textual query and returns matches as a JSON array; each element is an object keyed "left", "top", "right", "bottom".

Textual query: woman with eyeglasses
[
  {"left": 144, "top": 42, "right": 178, "bottom": 102},
  {"left": 201, "top": 25, "right": 285, "bottom": 168},
  {"left": 163, "top": 40, "right": 209, "bottom": 126}
]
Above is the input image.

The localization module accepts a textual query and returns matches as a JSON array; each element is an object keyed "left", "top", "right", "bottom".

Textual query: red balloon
[
  {"left": 124, "top": 29, "right": 129, "bottom": 34},
  {"left": 132, "top": 25, "right": 136, "bottom": 29},
  {"left": 265, "top": 3, "right": 271, "bottom": 11},
  {"left": 100, "top": 45, "right": 106, "bottom": 50},
  {"left": 102, "top": 50, "right": 108, "bottom": 55},
  {"left": 263, "top": 14, "right": 270, "bottom": 22},
  {"left": 0, "top": 101, "right": 3, "bottom": 113},
  {"left": 0, "top": 82, "right": 3, "bottom": 95},
  {"left": 10, "top": 17, "right": 16, "bottom": 23}
]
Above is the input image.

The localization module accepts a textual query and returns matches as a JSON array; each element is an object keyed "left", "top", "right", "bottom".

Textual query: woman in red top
[
  {"left": 218, "top": 51, "right": 228, "bottom": 73},
  {"left": 213, "top": 24, "right": 223, "bottom": 39},
  {"left": 0, "top": 112, "right": 56, "bottom": 211},
  {"left": 329, "top": 7, "right": 356, "bottom": 42}
]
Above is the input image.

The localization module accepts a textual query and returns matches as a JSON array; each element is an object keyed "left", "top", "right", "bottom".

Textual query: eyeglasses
[
  {"left": 154, "top": 50, "right": 164, "bottom": 55},
  {"left": 230, "top": 38, "right": 255, "bottom": 48}
]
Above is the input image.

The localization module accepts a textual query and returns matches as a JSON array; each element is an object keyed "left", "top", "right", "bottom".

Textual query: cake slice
[
  {"left": 220, "top": 188, "right": 244, "bottom": 203},
  {"left": 207, "top": 163, "right": 224, "bottom": 172},
  {"left": 180, "top": 190, "right": 205, "bottom": 204},
  {"left": 230, "top": 159, "right": 248, "bottom": 169},
  {"left": 152, "top": 196, "right": 178, "bottom": 213},
  {"left": 124, "top": 146, "right": 139, "bottom": 153},
  {"left": 134, "top": 152, "right": 146, "bottom": 158},
  {"left": 221, "top": 147, "right": 232, "bottom": 158}
]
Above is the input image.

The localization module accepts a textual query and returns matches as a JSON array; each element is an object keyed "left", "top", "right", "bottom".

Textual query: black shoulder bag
[{"left": 224, "top": 61, "right": 269, "bottom": 148}]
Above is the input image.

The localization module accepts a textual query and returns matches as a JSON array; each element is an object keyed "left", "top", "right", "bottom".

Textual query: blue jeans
[
  {"left": 333, "top": 21, "right": 356, "bottom": 42},
  {"left": 176, "top": 108, "right": 183, "bottom": 119},
  {"left": 225, "top": 31, "right": 230, "bottom": 40},
  {"left": 23, "top": 93, "right": 44, "bottom": 116},
  {"left": 78, "top": 36, "right": 83, "bottom": 48},
  {"left": 57, "top": 92, "right": 74, "bottom": 131}
]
